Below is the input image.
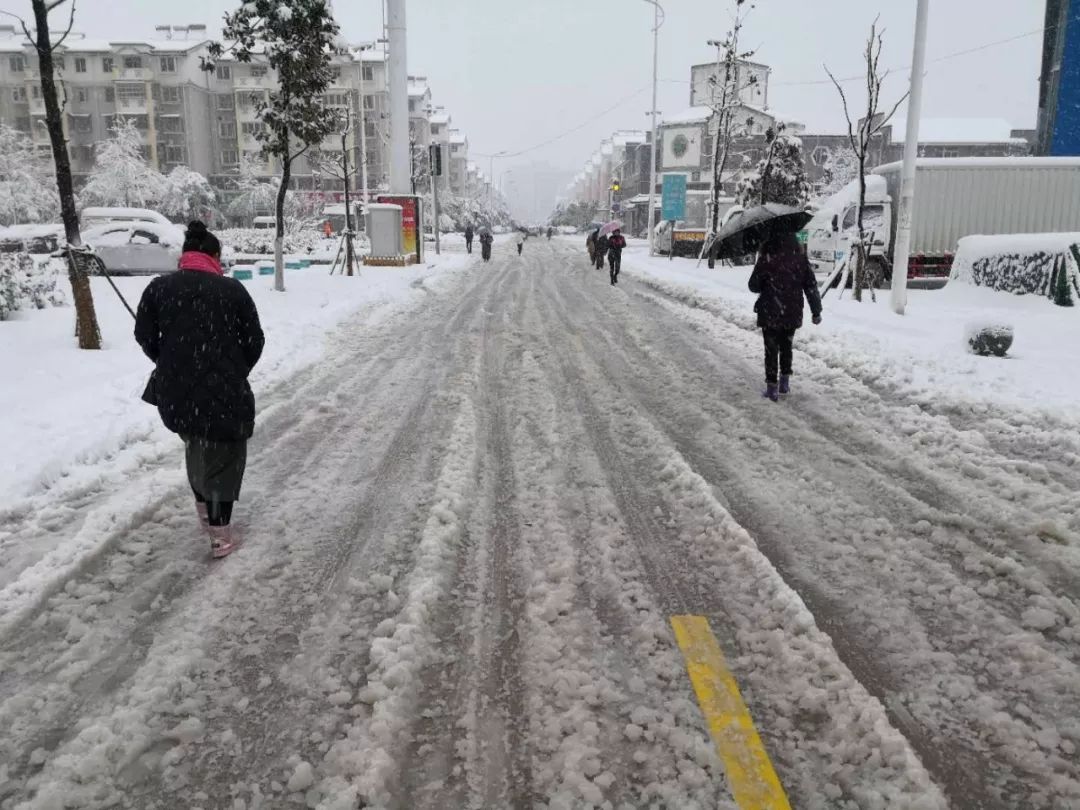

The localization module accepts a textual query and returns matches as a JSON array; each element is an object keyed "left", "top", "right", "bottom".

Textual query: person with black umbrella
[{"left": 748, "top": 231, "right": 822, "bottom": 402}]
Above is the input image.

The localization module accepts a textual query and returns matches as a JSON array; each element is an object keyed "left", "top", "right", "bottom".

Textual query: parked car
[
  {"left": 80, "top": 207, "right": 173, "bottom": 229},
  {"left": 0, "top": 224, "right": 65, "bottom": 254},
  {"left": 82, "top": 222, "right": 186, "bottom": 275}
]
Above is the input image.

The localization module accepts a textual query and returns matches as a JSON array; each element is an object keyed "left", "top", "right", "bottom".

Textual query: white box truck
[{"left": 805, "top": 157, "right": 1080, "bottom": 284}]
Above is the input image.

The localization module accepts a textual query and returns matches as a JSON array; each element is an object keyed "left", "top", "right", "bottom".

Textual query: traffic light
[{"left": 611, "top": 179, "right": 621, "bottom": 192}]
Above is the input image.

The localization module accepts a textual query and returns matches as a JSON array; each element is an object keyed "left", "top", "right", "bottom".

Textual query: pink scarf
[{"left": 178, "top": 251, "right": 223, "bottom": 276}]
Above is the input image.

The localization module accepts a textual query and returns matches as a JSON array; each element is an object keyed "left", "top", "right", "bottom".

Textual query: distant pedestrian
[
  {"left": 748, "top": 231, "right": 822, "bottom": 402},
  {"left": 464, "top": 223, "right": 474, "bottom": 254},
  {"left": 595, "top": 232, "right": 609, "bottom": 270},
  {"left": 546, "top": 227, "right": 554, "bottom": 240},
  {"left": 135, "top": 221, "right": 265, "bottom": 558},
  {"left": 516, "top": 231, "right": 526, "bottom": 255},
  {"left": 607, "top": 229, "right": 626, "bottom": 285}
]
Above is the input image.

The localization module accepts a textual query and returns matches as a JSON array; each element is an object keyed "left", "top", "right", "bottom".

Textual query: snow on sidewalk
[{"left": 620, "top": 241, "right": 1080, "bottom": 420}]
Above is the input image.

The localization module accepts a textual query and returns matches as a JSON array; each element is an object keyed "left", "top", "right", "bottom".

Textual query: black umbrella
[{"left": 711, "top": 204, "right": 813, "bottom": 261}]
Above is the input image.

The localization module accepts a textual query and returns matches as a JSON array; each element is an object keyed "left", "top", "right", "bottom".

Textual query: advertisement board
[{"left": 661, "top": 174, "right": 688, "bottom": 222}]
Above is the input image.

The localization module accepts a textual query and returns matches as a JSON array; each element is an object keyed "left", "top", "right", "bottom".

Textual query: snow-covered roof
[
  {"left": 449, "top": 133, "right": 466, "bottom": 145},
  {"left": 429, "top": 112, "right": 450, "bottom": 125},
  {"left": 0, "top": 40, "right": 29, "bottom": 53},
  {"left": 407, "top": 81, "right": 429, "bottom": 98},
  {"left": 663, "top": 106, "right": 713, "bottom": 125},
  {"left": 692, "top": 58, "right": 770, "bottom": 73},
  {"left": 613, "top": 131, "right": 646, "bottom": 146},
  {"left": 60, "top": 39, "right": 114, "bottom": 52},
  {"left": 886, "top": 118, "right": 1025, "bottom": 145}
]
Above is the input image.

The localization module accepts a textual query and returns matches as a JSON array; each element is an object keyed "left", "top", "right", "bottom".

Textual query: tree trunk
[
  {"left": 32, "top": 0, "right": 100, "bottom": 349},
  {"left": 853, "top": 154, "right": 867, "bottom": 302},
  {"left": 341, "top": 129, "right": 355, "bottom": 276},
  {"left": 274, "top": 154, "right": 291, "bottom": 292}
]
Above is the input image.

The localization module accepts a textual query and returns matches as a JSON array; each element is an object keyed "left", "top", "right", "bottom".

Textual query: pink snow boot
[{"left": 208, "top": 525, "right": 238, "bottom": 559}]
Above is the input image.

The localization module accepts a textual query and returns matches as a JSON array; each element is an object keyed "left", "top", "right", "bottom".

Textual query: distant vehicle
[
  {"left": 806, "top": 157, "right": 1080, "bottom": 285},
  {"left": 655, "top": 193, "right": 739, "bottom": 257},
  {"left": 252, "top": 216, "right": 277, "bottom": 230},
  {"left": 83, "top": 221, "right": 185, "bottom": 275},
  {"left": 80, "top": 207, "right": 172, "bottom": 229}
]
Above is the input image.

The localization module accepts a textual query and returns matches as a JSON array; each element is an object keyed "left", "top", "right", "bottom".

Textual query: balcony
[
  {"left": 235, "top": 75, "right": 270, "bottom": 89},
  {"left": 117, "top": 67, "right": 153, "bottom": 82},
  {"left": 116, "top": 96, "right": 149, "bottom": 114},
  {"left": 29, "top": 96, "right": 46, "bottom": 115}
]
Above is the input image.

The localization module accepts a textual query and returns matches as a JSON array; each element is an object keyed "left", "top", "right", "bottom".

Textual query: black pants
[
  {"left": 517, "top": 243, "right": 523, "bottom": 255},
  {"left": 595, "top": 251, "right": 605, "bottom": 270},
  {"left": 185, "top": 437, "right": 246, "bottom": 526},
  {"left": 608, "top": 251, "right": 621, "bottom": 283},
  {"left": 192, "top": 488, "right": 234, "bottom": 526},
  {"left": 466, "top": 238, "right": 472, "bottom": 253},
  {"left": 762, "top": 328, "right": 795, "bottom": 384}
]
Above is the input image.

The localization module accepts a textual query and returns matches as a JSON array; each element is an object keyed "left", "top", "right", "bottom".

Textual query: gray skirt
[{"left": 184, "top": 437, "right": 248, "bottom": 502}]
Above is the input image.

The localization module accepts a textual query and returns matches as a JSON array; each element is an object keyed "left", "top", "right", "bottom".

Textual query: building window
[
  {"left": 159, "top": 116, "right": 183, "bottom": 133},
  {"left": 53, "top": 56, "right": 65, "bottom": 71},
  {"left": 217, "top": 94, "right": 234, "bottom": 110},
  {"left": 329, "top": 67, "right": 341, "bottom": 81},
  {"left": 161, "top": 86, "right": 181, "bottom": 104},
  {"left": 242, "top": 150, "right": 262, "bottom": 163},
  {"left": 362, "top": 65, "right": 374, "bottom": 82},
  {"left": 9, "top": 56, "right": 24, "bottom": 73},
  {"left": 105, "top": 87, "right": 115, "bottom": 103},
  {"left": 159, "top": 56, "right": 176, "bottom": 73},
  {"left": 325, "top": 92, "right": 348, "bottom": 107},
  {"left": 75, "top": 88, "right": 88, "bottom": 103},
  {"left": 363, "top": 94, "right": 375, "bottom": 110},
  {"left": 250, "top": 65, "right": 267, "bottom": 78},
  {"left": 241, "top": 121, "right": 264, "bottom": 136},
  {"left": 102, "top": 57, "right": 114, "bottom": 73},
  {"left": 216, "top": 64, "right": 232, "bottom": 81},
  {"left": 219, "top": 120, "right": 236, "bottom": 137},
  {"left": 117, "top": 83, "right": 145, "bottom": 107},
  {"left": 69, "top": 114, "right": 92, "bottom": 133},
  {"left": 75, "top": 57, "right": 87, "bottom": 73},
  {"left": 31, "top": 85, "right": 39, "bottom": 100},
  {"left": 12, "top": 86, "right": 26, "bottom": 103},
  {"left": 123, "top": 55, "right": 142, "bottom": 69},
  {"left": 364, "top": 121, "right": 376, "bottom": 138},
  {"left": 221, "top": 149, "right": 239, "bottom": 165},
  {"left": 942, "top": 147, "right": 960, "bottom": 158},
  {"left": 165, "top": 145, "right": 185, "bottom": 163}
]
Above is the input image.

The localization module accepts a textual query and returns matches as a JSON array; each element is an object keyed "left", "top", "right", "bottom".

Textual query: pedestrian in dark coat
[
  {"left": 747, "top": 231, "right": 822, "bottom": 402},
  {"left": 464, "top": 224, "right": 474, "bottom": 254},
  {"left": 135, "top": 221, "right": 264, "bottom": 558},
  {"left": 586, "top": 228, "right": 599, "bottom": 263},
  {"left": 595, "top": 233, "right": 609, "bottom": 270},
  {"left": 607, "top": 229, "right": 626, "bottom": 285}
]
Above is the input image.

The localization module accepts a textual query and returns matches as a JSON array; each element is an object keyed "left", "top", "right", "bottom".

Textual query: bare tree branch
[
  {"left": 53, "top": 0, "right": 76, "bottom": 48},
  {"left": 0, "top": 8, "right": 35, "bottom": 49}
]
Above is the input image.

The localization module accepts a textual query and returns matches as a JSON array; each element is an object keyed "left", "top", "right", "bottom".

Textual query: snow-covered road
[{"left": 2, "top": 240, "right": 1077, "bottom": 810}]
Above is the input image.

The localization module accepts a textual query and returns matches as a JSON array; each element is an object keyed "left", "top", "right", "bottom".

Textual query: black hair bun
[{"left": 187, "top": 220, "right": 208, "bottom": 235}]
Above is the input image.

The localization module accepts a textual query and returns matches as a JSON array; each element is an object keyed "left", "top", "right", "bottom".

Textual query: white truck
[{"left": 806, "top": 157, "right": 1080, "bottom": 284}]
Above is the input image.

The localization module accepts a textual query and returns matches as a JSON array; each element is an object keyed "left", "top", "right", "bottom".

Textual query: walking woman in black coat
[
  {"left": 135, "top": 221, "right": 265, "bottom": 558},
  {"left": 748, "top": 231, "right": 822, "bottom": 402}
]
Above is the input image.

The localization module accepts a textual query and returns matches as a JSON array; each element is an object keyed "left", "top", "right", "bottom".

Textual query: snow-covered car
[
  {"left": 0, "top": 224, "right": 65, "bottom": 255},
  {"left": 80, "top": 207, "right": 173, "bottom": 229},
  {"left": 82, "top": 222, "right": 186, "bottom": 276}
]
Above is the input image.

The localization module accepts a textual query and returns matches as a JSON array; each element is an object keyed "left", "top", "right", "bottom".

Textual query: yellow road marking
[{"left": 670, "top": 615, "right": 792, "bottom": 810}]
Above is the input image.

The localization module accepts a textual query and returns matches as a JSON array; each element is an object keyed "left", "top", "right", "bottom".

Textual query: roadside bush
[
  {"left": 952, "top": 234, "right": 1080, "bottom": 304},
  {"left": 966, "top": 323, "right": 1014, "bottom": 358},
  {"left": 0, "top": 253, "right": 65, "bottom": 320},
  {"left": 217, "top": 228, "right": 323, "bottom": 256}
]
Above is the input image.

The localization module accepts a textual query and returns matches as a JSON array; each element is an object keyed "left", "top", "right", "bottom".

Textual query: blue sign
[{"left": 661, "top": 174, "right": 687, "bottom": 221}]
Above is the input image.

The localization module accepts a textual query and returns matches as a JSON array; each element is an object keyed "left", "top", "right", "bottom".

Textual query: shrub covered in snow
[
  {"left": 966, "top": 322, "right": 1014, "bottom": 357},
  {"left": 217, "top": 228, "right": 322, "bottom": 256},
  {"left": 952, "top": 234, "right": 1080, "bottom": 303},
  {"left": 0, "top": 253, "right": 65, "bottom": 320}
]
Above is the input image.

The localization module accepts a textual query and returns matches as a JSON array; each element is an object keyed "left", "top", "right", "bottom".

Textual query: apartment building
[{"left": 0, "top": 26, "right": 471, "bottom": 208}]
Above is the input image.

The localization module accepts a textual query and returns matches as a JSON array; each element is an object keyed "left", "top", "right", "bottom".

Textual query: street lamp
[{"left": 643, "top": 0, "right": 665, "bottom": 256}]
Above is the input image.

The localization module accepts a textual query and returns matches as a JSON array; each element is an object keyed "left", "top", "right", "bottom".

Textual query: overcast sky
[{"left": 66, "top": 0, "right": 1046, "bottom": 215}]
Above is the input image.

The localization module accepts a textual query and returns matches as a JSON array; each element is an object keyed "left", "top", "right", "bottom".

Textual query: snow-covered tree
[
  {"left": 826, "top": 17, "right": 909, "bottom": 301},
  {"left": 816, "top": 146, "right": 860, "bottom": 200},
  {"left": 159, "top": 166, "right": 217, "bottom": 222},
  {"left": 207, "top": 0, "right": 343, "bottom": 292},
  {"left": 0, "top": 124, "right": 59, "bottom": 225},
  {"left": 736, "top": 123, "right": 810, "bottom": 208},
  {"left": 227, "top": 154, "right": 279, "bottom": 224},
  {"left": 79, "top": 118, "right": 167, "bottom": 209},
  {"left": 9, "top": 0, "right": 101, "bottom": 347}
]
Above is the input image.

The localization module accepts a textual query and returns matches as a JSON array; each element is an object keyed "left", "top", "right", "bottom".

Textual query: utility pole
[
  {"left": 356, "top": 42, "right": 372, "bottom": 212},
  {"left": 891, "top": 0, "right": 930, "bottom": 315},
  {"left": 387, "top": 0, "right": 409, "bottom": 193},
  {"left": 644, "top": 0, "right": 664, "bottom": 256},
  {"left": 431, "top": 142, "right": 441, "bottom": 255}
]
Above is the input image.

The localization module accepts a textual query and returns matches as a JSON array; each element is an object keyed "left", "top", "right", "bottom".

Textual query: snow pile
[
  {"left": 952, "top": 233, "right": 1080, "bottom": 302},
  {"left": 0, "top": 254, "right": 65, "bottom": 320},
  {"left": 218, "top": 227, "right": 337, "bottom": 257}
]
